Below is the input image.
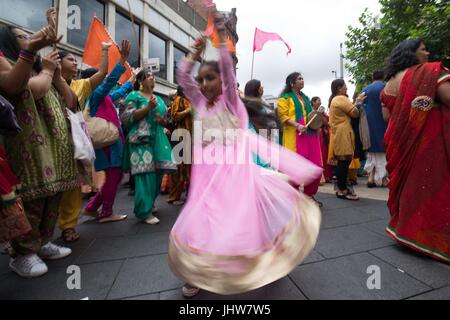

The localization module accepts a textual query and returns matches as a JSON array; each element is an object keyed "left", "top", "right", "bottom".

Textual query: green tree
[{"left": 345, "top": 0, "right": 450, "bottom": 87}]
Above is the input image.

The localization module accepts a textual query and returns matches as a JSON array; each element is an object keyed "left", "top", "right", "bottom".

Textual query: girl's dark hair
[
  {"left": 199, "top": 60, "right": 220, "bottom": 74},
  {"left": 0, "top": 26, "right": 21, "bottom": 62},
  {"left": 0, "top": 26, "right": 42, "bottom": 73},
  {"left": 280, "top": 72, "right": 301, "bottom": 97},
  {"left": 176, "top": 85, "right": 185, "bottom": 97},
  {"left": 385, "top": 38, "right": 423, "bottom": 80},
  {"left": 243, "top": 98, "right": 279, "bottom": 132},
  {"left": 58, "top": 50, "right": 71, "bottom": 61},
  {"left": 311, "top": 96, "right": 321, "bottom": 104},
  {"left": 244, "top": 79, "right": 261, "bottom": 98},
  {"left": 81, "top": 68, "right": 98, "bottom": 79},
  {"left": 328, "top": 79, "right": 346, "bottom": 108},
  {"left": 133, "top": 69, "right": 147, "bottom": 91}
]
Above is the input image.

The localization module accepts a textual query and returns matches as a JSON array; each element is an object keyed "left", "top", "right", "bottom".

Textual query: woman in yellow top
[
  {"left": 329, "top": 79, "right": 366, "bottom": 200},
  {"left": 277, "top": 72, "right": 323, "bottom": 206},
  {"left": 56, "top": 42, "right": 111, "bottom": 243}
]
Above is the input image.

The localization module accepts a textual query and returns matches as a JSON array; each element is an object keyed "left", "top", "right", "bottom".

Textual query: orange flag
[
  {"left": 82, "top": 16, "right": 133, "bottom": 84},
  {"left": 205, "top": 13, "right": 236, "bottom": 53}
]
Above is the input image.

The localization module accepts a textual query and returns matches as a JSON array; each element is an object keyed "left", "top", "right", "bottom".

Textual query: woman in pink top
[{"left": 168, "top": 13, "right": 322, "bottom": 298}]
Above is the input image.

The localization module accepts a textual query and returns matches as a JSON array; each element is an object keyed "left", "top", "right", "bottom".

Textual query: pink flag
[{"left": 253, "top": 28, "right": 292, "bottom": 55}]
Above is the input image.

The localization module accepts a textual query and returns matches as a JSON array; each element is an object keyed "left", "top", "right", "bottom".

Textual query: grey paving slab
[
  {"left": 314, "top": 224, "right": 395, "bottom": 259},
  {"left": 75, "top": 216, "right": 142, "bottom": 239},
  {"left": 0, "top": 260, "right": 123, "bottom": 300},
  {"left": 317, "top": 196, "right": 373, "bottom": 210},
  {"left": 76, "top": 231, "right": 169, "bottom": 264},
  {"left": 358, "top": 219, "right": 391, "bottom": 237},
  {"left": 351, "top": 203, "right": 390, "bottom": 220},
  {"left": 320, "top": 207, "right": 385, "bottom": 229},
  {"left": 159, "top": 277, "right": 306, "bottom": 300},
  {"left": 122, "top": 293, "right": 159, "bottom": 300},
  {"left": 408, "top": 286, "right": 450, "bottom": 300},
  {"left": 0, "top": 252, "right": 10, "bottom": 276},
  {"left": 289, "top": 253, "right": 431, "bottom": 300},
  {"left": 301, "top": 250, "right": 326, "bottom": 265},
  {"left": 107, "top": 254, "right": 183, "bottom": 300},
  {"left": 137, "top": 214, "right": 178, "bottom": 234},
  {"left": 370, "top": 246, "right": 450, "bottom": 289}
]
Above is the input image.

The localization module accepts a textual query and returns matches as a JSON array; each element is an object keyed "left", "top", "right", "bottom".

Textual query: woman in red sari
[{"left": 381, "top": 39, "right": 450, "bottom": 264}]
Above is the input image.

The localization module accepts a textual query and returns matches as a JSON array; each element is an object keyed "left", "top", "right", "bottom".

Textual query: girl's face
[
  {"left": 416, "top": 42, "right": 430, "bottom": 63},
  {"left": 13, "top": 28, "right": 30, "bottom": 50},
  {"left": 313, "top": 99, "right": 322, "bottom": 109},
  {"left": 61, "top": 54, "right": 78, "bottom": 78},
  {"left": 143, "top": 72, "right": 155, "bottom": 89},
  {"left": 198, "top": 65, "right": 222, "bottom": 102},
  {"left": 292, "top": 74, "right": 305, "bottom": 92},
  {"left": 338, "top": 84, "right": 347, "bottom": 96},
  {"left": 258, "top": 85, "right": 264, "bottom": 97}
]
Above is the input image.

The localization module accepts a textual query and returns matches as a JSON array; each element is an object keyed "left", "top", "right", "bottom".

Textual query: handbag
[
  {"left": 0, "top": 94, "right": 21, "bottom": 136},
  {"left": 358, "top": 107, "right": 371, "bottom": 151},
  {"left": 67, "top": 109, "right": 95, "bottom": 166},
  {"left": 83, "top": 103, "right": 119, "bottom": 149}
]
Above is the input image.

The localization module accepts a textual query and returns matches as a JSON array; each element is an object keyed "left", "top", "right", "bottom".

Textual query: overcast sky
[{"left": 214, "top": 0, "right": 382, "bottom": 107}]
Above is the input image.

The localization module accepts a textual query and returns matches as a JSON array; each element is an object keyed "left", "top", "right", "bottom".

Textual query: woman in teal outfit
[{"left": 122, "top": 70, "right": 176, "bottom": 225}]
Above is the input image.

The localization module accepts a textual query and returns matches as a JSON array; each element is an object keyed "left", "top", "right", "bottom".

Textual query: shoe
[
  {"left": 367, "top": 182, "right": 377, "bottom": 188},
  {"left": 182, "top": 284, "right": 200, "bottom": 298},
  {"left": 98, "top": 213, "right": 128, "bottom": 224},
  {"left": 82, "top": 209, "right": 98, "bottom": 219},
  {"left": 39, "top": 242, "right": 72, "bottom": 260},
  {"left": 145, "top": 216, "right": 160, "bottom": 225},
  {"left": 9, "top": 254, "right": 48, "bottom": 278}
]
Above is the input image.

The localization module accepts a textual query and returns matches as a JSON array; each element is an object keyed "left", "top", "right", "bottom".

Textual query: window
[
  {"left": 67, "top": 0, "right": 105, "bottom": 49},
  {"left": 115, "top": 11, "right": 141, "bottom": 68},
  {"left": 173, "top": 46, "right": 187, "bottom": 84},
  {"left": 0, "top": 0, "right": 53, "bottom": 32},
  {"left": 149, "top": 31, "right": 167, "bottom": 80}
]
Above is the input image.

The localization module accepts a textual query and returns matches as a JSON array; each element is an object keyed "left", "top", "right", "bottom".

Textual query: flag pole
[
  {"left": 250, "top": 50, "right": 255, "bottom": 79},
  {"left": 53, "top": 0, "right": 60, "bottom": 50},
  {"left": 251, "top": 27, "right": 257, "bottom": 79}
]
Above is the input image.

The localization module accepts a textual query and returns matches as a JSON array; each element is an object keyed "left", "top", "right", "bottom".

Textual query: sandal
[
  {"left": 336, "top": 190, "right": 359, "bottom": 201},
  {"left": 182, "top": 284, "right": 200, "bottom": 298},
  {"left": 144, "top": 215, "right": 160, "bottom": 225},
  {"left": 62, "top": 228, "right": 80, "bottom": 243},
  {"left": 98, "top": 213, "right": 128, "bottom": 223}
]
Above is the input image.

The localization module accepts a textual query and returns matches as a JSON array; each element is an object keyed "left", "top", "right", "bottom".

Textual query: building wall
[{"left": 0, "top": 0, "right": 222, "bottom": 97}]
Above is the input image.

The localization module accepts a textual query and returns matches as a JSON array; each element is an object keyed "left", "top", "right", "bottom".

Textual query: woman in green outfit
[
  {"left": 121, "top": 70, "right": 176, "bottom": 225},
  {"left": 0, "top": 25, "right": 78, "bottom": 277}
]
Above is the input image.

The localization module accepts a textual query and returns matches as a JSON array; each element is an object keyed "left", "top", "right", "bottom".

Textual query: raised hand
[
  {"left": 101, "top": 41, "right": 113, "bottom": 51},
  {"left": 130, "top": 67, "right": 143, "bottom": 83},
  {"left": 41, "top": 50, "right": 61, "bottom": 73},
  {"left": 191, "top": 37, "right": 207, "bottom": 60},
  {"left": 119, "top": 40, "right": 131, "bottom": 65},
  {"left": 28, "top": 9, "right": 63, "bottom": 53}
]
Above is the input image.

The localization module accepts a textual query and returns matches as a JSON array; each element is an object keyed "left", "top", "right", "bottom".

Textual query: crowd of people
[{"left": 0, "top": 7, "right": 448, "bottom": 298}]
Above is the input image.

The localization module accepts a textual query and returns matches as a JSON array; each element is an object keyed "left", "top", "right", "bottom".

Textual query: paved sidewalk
[{"left": 1, "top": 178, "right": 449, "bottom": 300}]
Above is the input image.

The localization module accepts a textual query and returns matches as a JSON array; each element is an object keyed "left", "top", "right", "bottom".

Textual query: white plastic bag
[{"left": 67, "top": 108, "right": 96, "bottom": 166}]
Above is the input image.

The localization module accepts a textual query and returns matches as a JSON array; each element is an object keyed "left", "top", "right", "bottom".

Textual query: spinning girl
[{"left": 168, "top": 12, "right": 322, "bottom": 297}]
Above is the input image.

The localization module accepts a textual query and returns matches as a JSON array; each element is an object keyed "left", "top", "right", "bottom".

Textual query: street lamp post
[{"left": 340, "top": 43, "right": 344, "bottom": 79}]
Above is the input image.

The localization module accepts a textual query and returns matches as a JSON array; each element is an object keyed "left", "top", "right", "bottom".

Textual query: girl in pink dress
[{"left": 168, "top": 16, "right": 322, "bottom": 297}]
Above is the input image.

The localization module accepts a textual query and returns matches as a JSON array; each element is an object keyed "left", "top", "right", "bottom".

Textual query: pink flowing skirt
[{"left": 168, "top": 131, "right": 322, "bottom": 295}]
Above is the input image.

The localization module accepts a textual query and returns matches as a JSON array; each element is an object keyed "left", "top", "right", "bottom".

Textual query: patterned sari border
[{"left": 386, "top": 227, "right": 450, "bottom": 263}]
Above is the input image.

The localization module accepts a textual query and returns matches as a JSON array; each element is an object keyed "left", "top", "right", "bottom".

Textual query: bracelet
[{"left": 19, "top": 49, "right": 35, "bottom": 63}]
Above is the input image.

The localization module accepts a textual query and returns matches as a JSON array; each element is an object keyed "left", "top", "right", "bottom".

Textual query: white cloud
[{"left": 214, "top": 0, "right": 382, "bottom": 106}]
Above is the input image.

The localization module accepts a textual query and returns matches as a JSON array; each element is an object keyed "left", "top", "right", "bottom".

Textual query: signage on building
[{"left": 144, "top": 58, "right": 160, "bottom": 73}]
